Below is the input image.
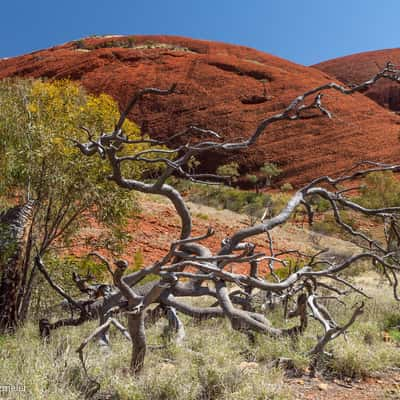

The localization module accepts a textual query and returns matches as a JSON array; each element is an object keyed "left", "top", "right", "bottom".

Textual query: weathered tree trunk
[
  {"left": 0, "top": 201, "right": 34, "bottom": 333},
  {"left": 128, "top": 312, "right": 146, "bottom": 373}
]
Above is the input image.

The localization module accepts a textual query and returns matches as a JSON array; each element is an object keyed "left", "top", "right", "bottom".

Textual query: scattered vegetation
[
  {"left": 0, "top": 315, "right": 293, "bottom": 399},
  {"left": 171, "top": 175, "right": 303, "bottom": 223},
  {"left": 74, "top": 37, "right": 136, "bottom": 50},
  {"left": 325, "top": 288, "right": 400, "bottom": 378},
  {"left": 173, "top": 177, "right": 273, "bottom": 219},
  {"left": 73, "top": 37, "right": 195, "bottom": 53}
]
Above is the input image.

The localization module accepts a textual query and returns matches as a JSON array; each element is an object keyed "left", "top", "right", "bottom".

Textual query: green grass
[
  {"left": 1, "top": 276, "right": 400, "bottom": 398},
  {"left": 0, "top": 317, "right": 292, "bottom": 400}
]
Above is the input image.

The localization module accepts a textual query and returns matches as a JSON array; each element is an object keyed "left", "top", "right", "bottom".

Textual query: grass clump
[
  {"left": 322, "top": 288, "right": 400, "bottom": 378},
  {"left": 327, "top": 335, "right": 399, "bottom": 378}
]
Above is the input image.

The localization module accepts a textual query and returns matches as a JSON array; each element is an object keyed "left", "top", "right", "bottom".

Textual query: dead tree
[{"left": 37, "top": 63, "right": 400, "bottom": 373}]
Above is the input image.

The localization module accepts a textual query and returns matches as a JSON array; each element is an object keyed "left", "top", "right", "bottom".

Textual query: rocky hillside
[
  {"left": 314, "top": 48, "right": 400, "bottom": 112},
  {"left": 1, "top": 35, "right": 400, "bottom": 185}
]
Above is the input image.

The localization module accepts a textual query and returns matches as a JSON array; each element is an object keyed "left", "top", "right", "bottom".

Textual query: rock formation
[
  {"left": 1, "top": 36, "right": 400, "bottom": 185},
  {"left": 314, "top": 48, "right": 400, "bottom": 112}
]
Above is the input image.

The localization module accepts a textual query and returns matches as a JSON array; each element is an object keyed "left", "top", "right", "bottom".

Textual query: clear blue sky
[{"left": 1, "top": 0, "right": 399, "bottom": 65}]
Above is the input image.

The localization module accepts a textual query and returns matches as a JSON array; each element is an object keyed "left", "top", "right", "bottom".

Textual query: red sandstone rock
[
  {"left": 1, "top": 35, "right": 400, "bottom": 186},
  {"left": 313, "top": 48, "right": 400, "bottom": 112}
]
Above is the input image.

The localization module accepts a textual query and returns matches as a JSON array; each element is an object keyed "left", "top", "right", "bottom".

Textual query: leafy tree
[
  {"left": 259, "top": 162, "right": 282, "bottom": 187},
  {"left": 187, "top": 156, "right": 201, "bottom": 175},
  {"left": 0, "top": 78, "right": 158, "bottom": 330},
  {"left": 246, "top": 174, "right": 259, "bottom": 193},
  {"left": 216, "top": 162, "right": 240, "bottom": 185},
  {"left": 245, "top": 163, "right": 282, "bottom": 194}
]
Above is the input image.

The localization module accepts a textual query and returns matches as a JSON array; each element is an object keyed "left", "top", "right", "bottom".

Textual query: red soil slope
[
  {"left": 1, "top": 35, "right": 400, "bottom": 186},
  {"left": 314, "top": 48, "right": 400, "bottom": 112},
  {"left": 72, "top": 197, "right": 350, "bottom": 275}
]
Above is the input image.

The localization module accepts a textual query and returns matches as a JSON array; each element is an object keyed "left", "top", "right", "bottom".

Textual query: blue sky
[{"left": 1, "top": 1, "right": 399, "bottom": 65}]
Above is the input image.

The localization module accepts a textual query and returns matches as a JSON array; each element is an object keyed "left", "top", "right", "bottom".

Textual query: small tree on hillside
[
  {"left": 216, "top": 162, "right": 240, "bottom": 186},
  {"left": 245, "top": 163, "right": 282, "bottom": 193},
  {"left": 259, "top": 162, "right": 282, "bottom": 187},
  {"left": 246, "top": 173, "right": 260, "bottom": 194}
]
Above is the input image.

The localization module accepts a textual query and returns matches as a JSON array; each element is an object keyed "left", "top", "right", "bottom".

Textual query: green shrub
[
  {"left": 312, "top": 211, "right": 358, "bottom": 236},
  {"left": 382, "top": 312, "right": 400, "bottom": 331},
  {"left": 244, "top": 163, "right": 282, "bottom": 193},
  {"left": 280, "top": 182, "right": 293, "bottom": 192},
  {"left": 74, "top": 39, "right": 86, "bottom": 49},
  {"left": 216, "top": 162, "right": 240, "bottom": 185},
  {"left": 127, "top": 249, "right": 159, "bottom": 284},
  {"left": 309, "top": 196, "right": 331, "bottom": 212},
  {"left": 355, "top": 171, "right": 400, "bottom": 209},
  {"left": 127, "top": 37, "right": 135, "bottom": 47},
  {"left": 266, "top": 256, "right": 308, "bottom": 281},
  {"left": 388, "top": 329, "right": 400, "bottom": 342},
  {"left": 178, "top": 179, "right": 272, "bottom": 217},
  {"left": 195, "top": 212, "right": 209, "bottom": 220},
  {"left": 133, "top": 249, "right": 144, "bottom": 270},
  {"left": 270, "top": 193, "right": 292, "bottom": 216},
  {"left": 312, "top": 215, "right": 340, "bottom": 235},
  {"left": 31, "top": 254, "right": 108, "bottom": 313}
]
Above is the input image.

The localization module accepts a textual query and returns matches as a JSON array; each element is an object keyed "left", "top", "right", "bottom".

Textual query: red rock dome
[
  {"left": 1, "top": 35, "right": 400, "bottom": 185},
  {"left": 314, "top": 48, "right": 400, "bottom": 112}
]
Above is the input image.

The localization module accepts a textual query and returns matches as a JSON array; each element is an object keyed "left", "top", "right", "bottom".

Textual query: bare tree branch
[{"left": 41, "top": 62, "right": 400, "bottom": 374}]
